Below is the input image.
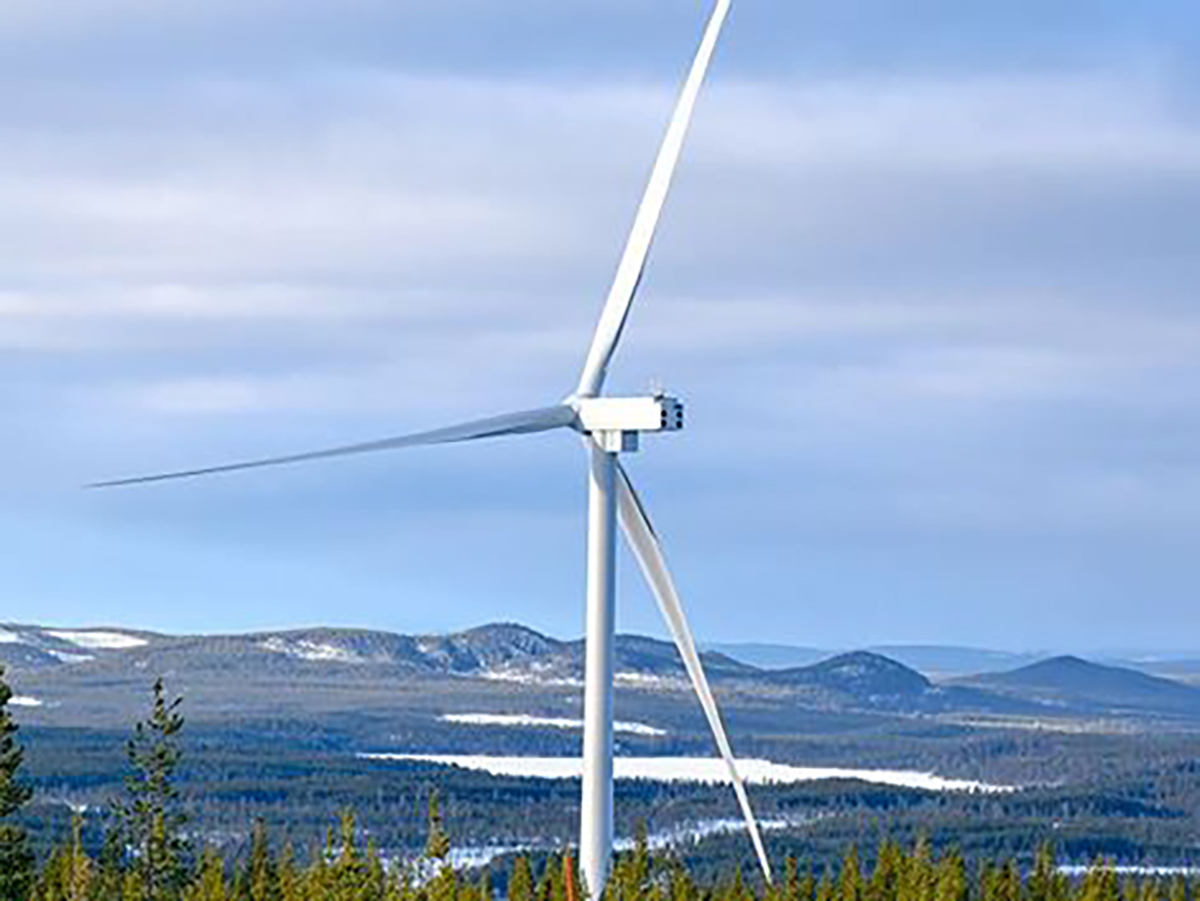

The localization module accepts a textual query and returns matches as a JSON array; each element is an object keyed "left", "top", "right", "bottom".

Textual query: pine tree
[
  {"left": 0, "top": 664, "right": 35, "bottom": 901},
  {"left": 815, "top": 872, "right": 835, "bottom": 901},
  {"left": 118, "top": 678, "right": 188, "bottom": 900},
  {"left": 1029, "top": 845, "right": 1067, "bottom": 901},
  {"left": 185, "top": 848, "right": 227, "bottom": 901},
  {"left": 934, "top": 849, "right": 967, "bottom": 901},
  {"left": 277, "top": 845, "right": 301, "bottom": 901},
  {"left": 95, "top": 822, "right": 128, "bottom": 901},
  {"left": 242, "top": 818, "right": 278, "bottom": 901},
  {"left": 425, "top": 789, "right": 452, "bottom": 863},
  {"left": 330, "top": 809, "right": 371, "bottom": 900},
  {"left": 838, "top": 848, "right": 863, "bottom": 901},
  {"left": 785, "top": 858, "right": 802, "bottom": 901},
  {"left": 511, "top": 857, "right": 535, "bottom": 901},
  {"left": 869, "top": 841, "right": 901, "bottom": 901}
]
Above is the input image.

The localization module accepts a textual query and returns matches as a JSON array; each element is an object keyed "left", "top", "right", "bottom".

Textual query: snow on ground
[
  {"left": 436, "top": 817, "right": 800, "bottom": 871},
  {"left": 46, "top": 650, "right": 95, "bottom": 664},
  {"left": 615, "top": 816, "right": 796, "bottom": 853},
  {"left": 10, "top": 696, "right": 43, "bottom": 707},
  {"left": 0, "top": 628, "right": 21, "bottom": 644},
  {"left": 46, "top": 630, "right": 147, "bottom": 650},
  {"left": 259, "top": 637, "right": 365, "bottom": 664},
  {"left": 361, "top": 755, "right": 1012, "bottom": 793},
  {"left": 440, "top": 713, "right": 667, "bottom": 737},
  {"left": 480, "top": 669, "right": 583, "bottom": 688},
  {"left": 615, "top": 672, "right": 689, "bottom": 691}
]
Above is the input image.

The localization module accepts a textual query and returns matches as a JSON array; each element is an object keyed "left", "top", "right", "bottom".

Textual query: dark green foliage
[
  {"left": 118, "top": 677, "right": 188, "bottom": 899},
  {"left": 426, "top": 790, "right": 451, "bottom": 863},
  {"left": 0, "top": 665, "right": 34, "bottom": 900}
]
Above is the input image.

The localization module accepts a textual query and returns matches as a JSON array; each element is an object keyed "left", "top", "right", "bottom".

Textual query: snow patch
[
  {"left": 46, "top": 630, "right": 147, "bottom": 650},
  {"left": 616, "top": 816, "right": 797, "bottom": 853},
  {"left": 616, "top": 671, "right": 688, "bottom": 691},
  {"left": 479, "top": 668, "right": 582, "bottom": 688},
  {"left": 441, "top": 817, "right": 799, "bottom": 871},
  {"left": 440, "top": 713, "right": 666, "bottom": 737},
  {"left": 0, "top": 628, "right": 22, "bottom": 644},
  {"left": 362, "top": 754, "right": 1011, "bottom": 793},
  {"left": 47, "top": 650, "right": 94, "bottom": 664},
  {"left": 9, "top": 696, "right": 42, "bottom": 708},
  {"left": 259, "top": 637, "right": 365, "bottom": 664}
]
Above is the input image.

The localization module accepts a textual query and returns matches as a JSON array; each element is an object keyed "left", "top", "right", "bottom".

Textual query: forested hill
[
  {"left": 959, "top": 655, "right": 1200, "bottom": 718},
  {"left": 5, "top": 622, "right": 1200, "bottom": 732}
]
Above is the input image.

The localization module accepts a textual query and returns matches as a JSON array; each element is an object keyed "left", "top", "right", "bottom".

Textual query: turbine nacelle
[{"left": 572, "top": 395, "right": 684, "bottom": 453}]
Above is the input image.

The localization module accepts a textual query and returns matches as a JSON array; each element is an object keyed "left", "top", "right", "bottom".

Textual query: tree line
[{"left": 3, "top": 664, "right": 1198, "bottom": 900}]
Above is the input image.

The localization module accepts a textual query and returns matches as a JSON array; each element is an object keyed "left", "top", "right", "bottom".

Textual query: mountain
[
  {"left": 958, "top": 656, "right": 1200, "bottom": 719},
  {"left": 767, "top": 651, "right": 931, "bottom": 704},
  {"left": 708, "top": 641, "right": 1048, "bottom": 679},
  {"left": 0, "top": 621, "right": 753, "bottom": 686}
]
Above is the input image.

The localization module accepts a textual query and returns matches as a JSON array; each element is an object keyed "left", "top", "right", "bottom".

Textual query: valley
[{"left": 5, "top": 621, "right": 1200, "bottom": 873}]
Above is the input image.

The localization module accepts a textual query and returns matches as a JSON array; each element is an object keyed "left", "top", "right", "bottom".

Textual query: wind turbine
[{"left": 92, "top": 0, "right": 770, "bottom": 893}]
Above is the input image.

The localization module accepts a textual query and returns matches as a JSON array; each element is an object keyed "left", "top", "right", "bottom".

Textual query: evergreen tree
[
  {"left": 426, "top": 789, "right": 452, "bottom": 863},
  {"left": 277, "top": 845, "right": 301, "bottom": 901},
  {"left": 185, "top": 848, "right": 227, "bottom": 901},
  {"left": 1028, "top": 845, "right": 1068, "bottom": 901},
  {"left": 0, "top": 664, "right": 35, "bottom": 901},
  {"left": 511, "top": 856, "right": 535, "bottom": 901},
  {"left": 118, "top": 678, "right": 188, "bottom": 900},
  {"left": 815, "top": 871, "right": 835, "bottom": 901},
  {"left": 95, "top": 822, "right": 128, "bottom": 901},
  {"left": 37, "top": 814, "right": 93, "bottom": 901},
  {"left": 329, "top": 809, "right": 372, "bottom": 899},
  {"left": 934, "top": 849, "right": 967, "bottom": 901},
  {"left": 784, "top": 858, "right": 802, "bottom": 901},
  {"left": 241, "top": 818, "right": 278, "bottom": 901},
  {"left": 837, "top": 847, "right": 862, "bottom": 901},
  {"left": 868, "top": 841, "right": 901, "bottom": 901}
]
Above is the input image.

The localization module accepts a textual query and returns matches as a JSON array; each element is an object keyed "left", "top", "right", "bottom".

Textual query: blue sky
[{"left": 2, "top": 1, "right": 1199, "bottom": 651}]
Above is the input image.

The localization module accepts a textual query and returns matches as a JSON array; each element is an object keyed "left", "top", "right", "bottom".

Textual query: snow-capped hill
[{"left": 0, "top": 625, "right": 159, "bottom": 669}]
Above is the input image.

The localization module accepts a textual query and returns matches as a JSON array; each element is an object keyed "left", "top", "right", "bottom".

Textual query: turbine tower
[{"left": 92, "top": 1, "right": 769, "bottom": 894}]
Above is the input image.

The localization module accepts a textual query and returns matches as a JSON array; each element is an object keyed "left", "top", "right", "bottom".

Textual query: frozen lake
[{"left": 361, "top": 754, "right": 1010, "bottom": 793}]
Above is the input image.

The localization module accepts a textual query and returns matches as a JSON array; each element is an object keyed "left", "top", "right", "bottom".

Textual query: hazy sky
[{"left": 2, "top": 1, "right": 1199, "bottom": 651}]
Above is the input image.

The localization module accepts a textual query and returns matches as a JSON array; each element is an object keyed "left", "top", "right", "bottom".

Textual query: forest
[{"left": 3, "top": 666, "right": 1200, "bottom": 900}]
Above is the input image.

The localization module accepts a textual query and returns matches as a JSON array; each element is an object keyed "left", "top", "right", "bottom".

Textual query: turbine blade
[
  {"left": 614, "top": 460, "right": 773, "bottom": 884},
  {"left": 89, "top": 404, "right": 576, "bottom": 489},
  {"left": 575, "top": 0, "right": 732, "bottom": 398}
]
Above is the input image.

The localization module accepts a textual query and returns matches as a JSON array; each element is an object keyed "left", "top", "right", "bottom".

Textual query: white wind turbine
[{"left": 92, "top": 0, "right": 770, "bottom": 893}]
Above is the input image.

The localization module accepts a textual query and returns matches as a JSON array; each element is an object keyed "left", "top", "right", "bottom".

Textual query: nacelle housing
[{"left": 575, "top": 396, "right": 684, "bottom": 435}]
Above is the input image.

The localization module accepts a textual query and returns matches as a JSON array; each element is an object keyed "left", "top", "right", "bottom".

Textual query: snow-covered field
[
  {"left": 46, "top": 630, "right": 147, "bottom": 650},
  {"left": 440, "top": 713, "right": 666, "bottom": 737},
  {"left": 361, "top": 754, "right": 1010, "bottom": 793}
]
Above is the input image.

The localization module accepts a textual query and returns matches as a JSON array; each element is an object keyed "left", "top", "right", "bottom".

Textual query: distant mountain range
[
  {"left": 708, "top": 641, "right": 1200, "bottom": 682},
  {"left": 4, "top": 622, "right": 1200, "bottom": 736}
]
